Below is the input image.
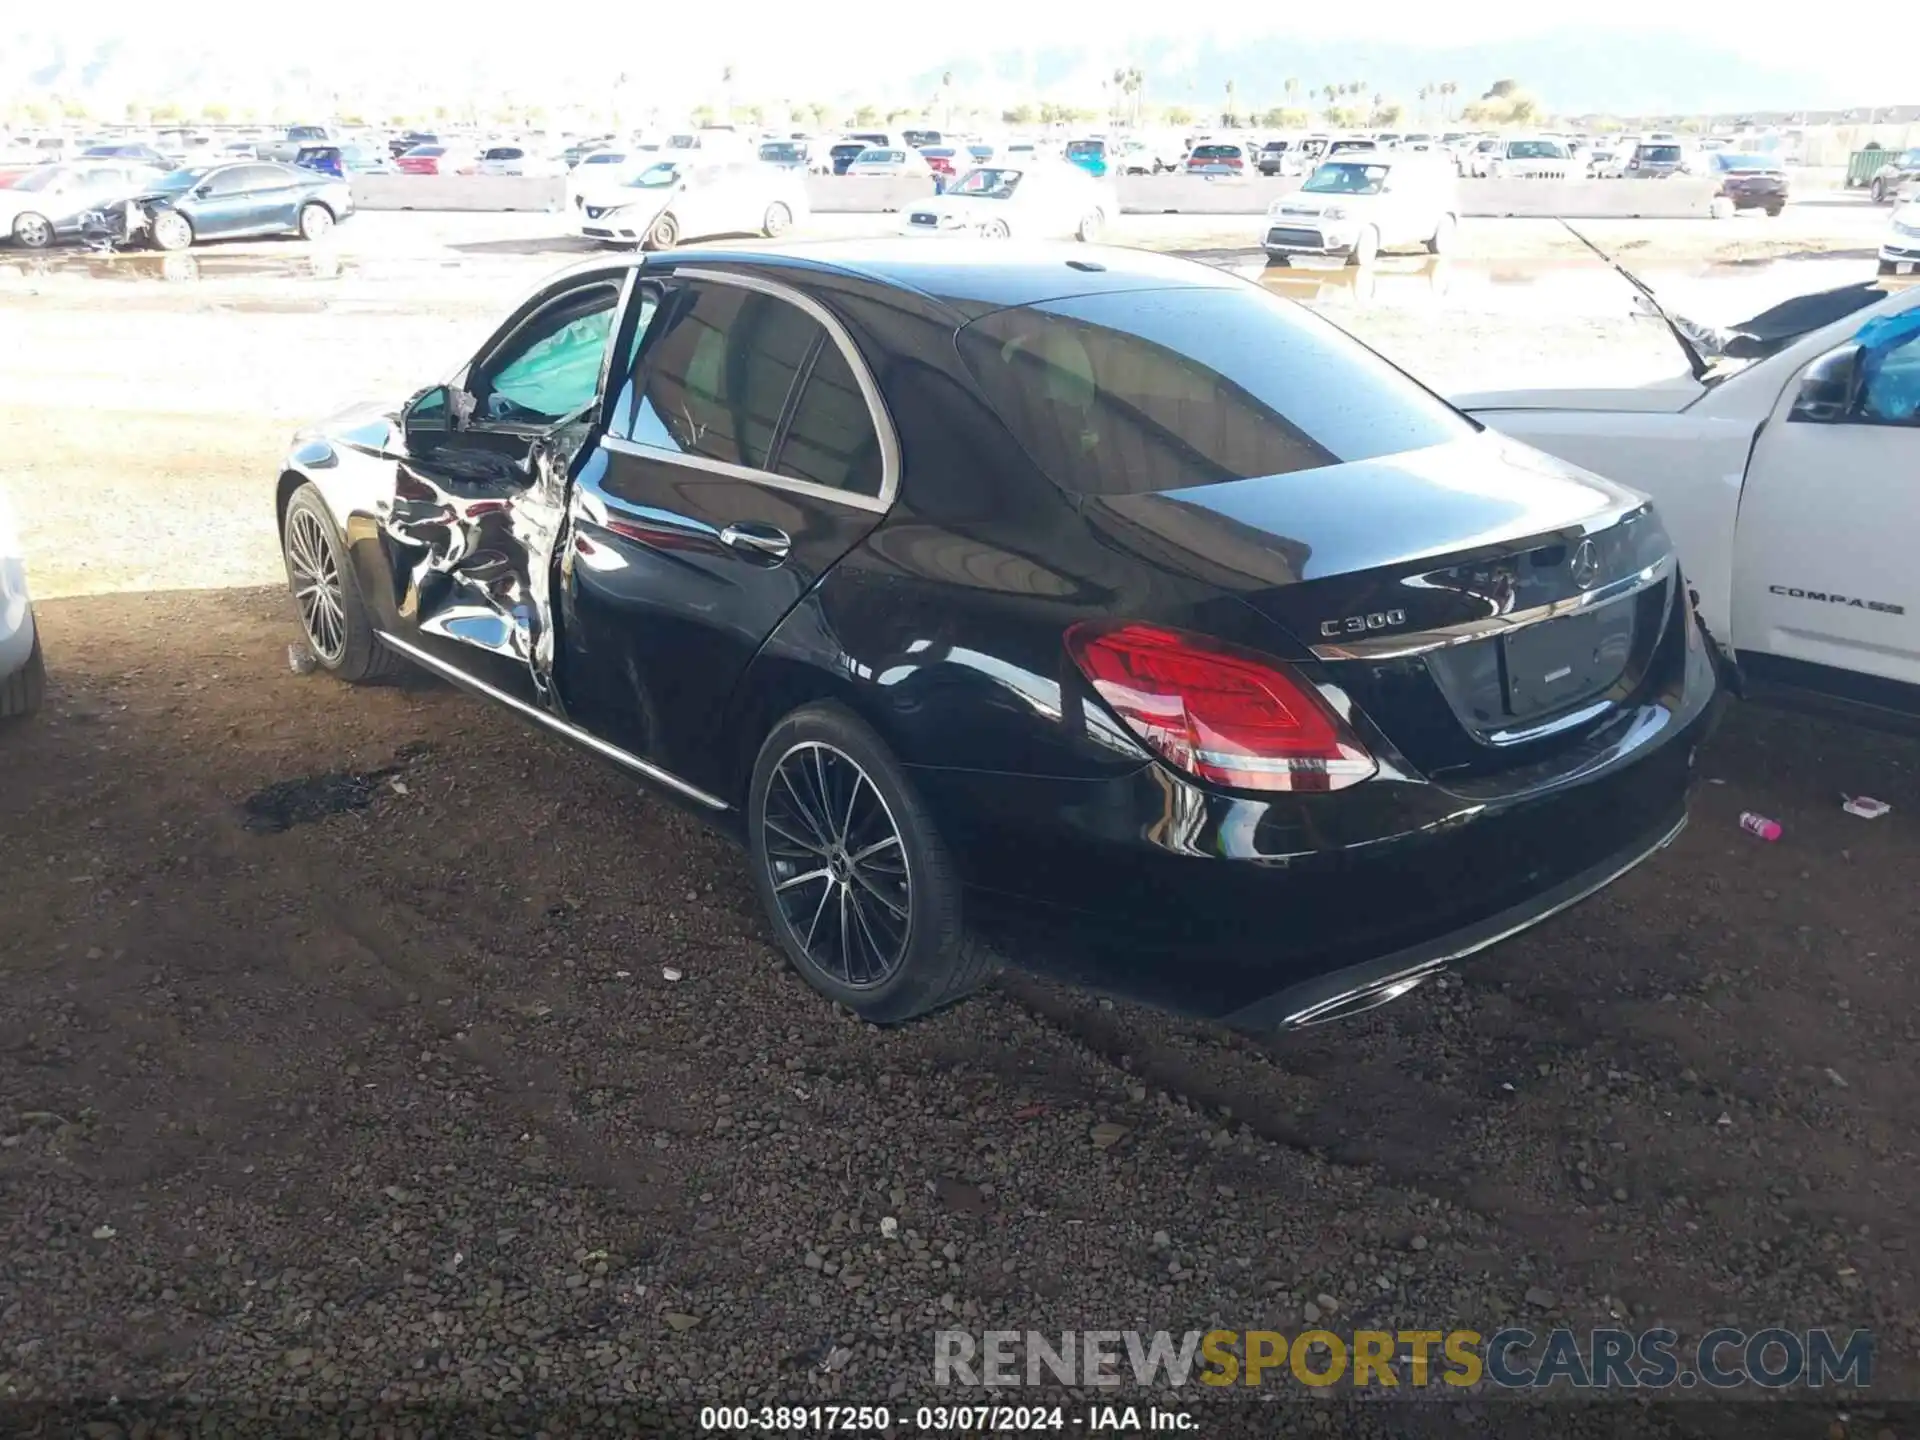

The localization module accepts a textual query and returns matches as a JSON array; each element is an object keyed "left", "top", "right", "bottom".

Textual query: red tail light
[{"left": 1065, "top": 622, "right": 1375, "bottom": 793}]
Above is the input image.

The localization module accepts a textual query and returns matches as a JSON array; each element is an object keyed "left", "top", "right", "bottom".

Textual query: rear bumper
[{"left": 907, "top": 608, "right": 1719, "bottom": 1028}]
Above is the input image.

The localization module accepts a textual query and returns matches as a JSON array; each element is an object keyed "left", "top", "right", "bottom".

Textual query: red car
[
  {"left": 395, "top": 144, "right": 474, "bottom": 176},
  {"left": 920, "top": 146, "right": 960, "bottom": 181}
]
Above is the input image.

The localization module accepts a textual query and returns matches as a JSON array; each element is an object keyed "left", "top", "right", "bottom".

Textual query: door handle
[{"left": 719, "top": 522, "right": 792, "bottom": 562}]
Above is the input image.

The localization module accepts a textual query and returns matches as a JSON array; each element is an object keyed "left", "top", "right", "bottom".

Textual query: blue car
[
  {"left": 1064, "top": 138, "right": 1110, "bottom": 177},
  {"left": 130, "top": 162, "right": 354, "bottom": 251},
  {"left": 294, "top": 143, "right": 393, "bottom": 178}
]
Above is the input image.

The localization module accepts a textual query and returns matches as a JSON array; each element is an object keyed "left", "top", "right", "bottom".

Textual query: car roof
[{"left": 551, "top": 240, "right": 1236, "bottom": 317}]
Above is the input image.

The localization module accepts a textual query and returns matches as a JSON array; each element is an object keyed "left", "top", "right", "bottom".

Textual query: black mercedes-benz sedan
[{"left": 273, "top": 241, "right": 1719, "bottom": 1030}]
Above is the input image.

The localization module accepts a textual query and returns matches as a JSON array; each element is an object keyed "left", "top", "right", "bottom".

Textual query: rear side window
[
  {"left": 778, "top": 342, "right": 882, "bottom": 497},
  {"left": 955, "top": 286, "right": 1472, "bottom": 497},
  {"left": 623, "top": 283, "right": 822, "bottom": 470}
]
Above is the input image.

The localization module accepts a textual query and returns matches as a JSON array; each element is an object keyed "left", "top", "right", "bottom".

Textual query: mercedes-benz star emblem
[{"left": 1569, "top": 539, "right": 1601, "bottom": 591}]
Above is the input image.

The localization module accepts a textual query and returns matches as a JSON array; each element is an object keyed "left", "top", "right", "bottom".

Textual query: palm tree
[
  {"left": 1442, "top": 80, "right": 1458, "bottom": 121},
  {"left": 942, "top": 70, "right": 955, "bottom": 128},
  {"left": 1224, "top": 78, "right": 1237, "bottom": 125},
  {"left": 1322, "top": 83, "right": 1337, "bottom": 111},
  {"left": 1285, "top": 77, "right": 1299, "bottom": 107},
  {"left": 720, "top": 63, "right": 735, "bottom": 123}
]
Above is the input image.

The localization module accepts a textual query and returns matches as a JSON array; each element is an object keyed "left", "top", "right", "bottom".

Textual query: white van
[{"left": 1261, "top": 152, "right": 1459, "bottom": 266}]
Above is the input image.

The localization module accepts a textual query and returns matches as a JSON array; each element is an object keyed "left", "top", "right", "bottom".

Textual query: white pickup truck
[{"left": 1457, "top": 280, "right": 1920, "bottom": 719}]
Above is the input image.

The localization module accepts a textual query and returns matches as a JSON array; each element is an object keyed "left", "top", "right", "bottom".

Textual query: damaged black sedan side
[{"left": 273, "top": 242, "right": 1719, "bottom": 1031}]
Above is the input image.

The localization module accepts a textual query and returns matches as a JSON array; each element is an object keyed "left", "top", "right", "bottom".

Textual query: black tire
[
  {"left": 1881, "top": 260, "right": 1901, "bottom": 276},
  {"left": 11, "top": 212, "right": 54, "bottom": 250},
  {"left": 1765, "top": 203, "right": 1784, "bottom": 217},
  {"left": 1426, "top": 212, "right": 1456, "bottom": 255},
  {"left": 761, "top": 201, "right": 793, "bottom": 238},
  {"left": 644, "top": 211, "right": 680, "bottom": 250},
  {"left": 1265, "top": 254, "right": 1292, "bottom": 268},
  {"left": 297, "top": 202, "right": 335, "bottom": 241},
  {"left": 1869, "top": 179, "right": 1887, "bottom": 204},
  {"left": 747, "top": 702, "right": 995, "bottom": 1023},
  {"left": 1346, "top": 225, "right": 1380, "bottom": 268},
  {"left": 0, "top": 630, "right": 45, "bottom": 719},
  {"left": 1074, "top": 209, "right": 1103, "bottom": 242},
  {"left": 280, "top": 483, "right": 405, "bottom": 684}
]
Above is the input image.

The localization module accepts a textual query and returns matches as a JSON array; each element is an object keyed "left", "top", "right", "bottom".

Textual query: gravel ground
[{"left": 1, "top": 214, "right": 1917, "bottom": 1434}]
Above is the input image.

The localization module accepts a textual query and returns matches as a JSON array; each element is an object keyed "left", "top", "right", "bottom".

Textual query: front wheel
[
  {"left": 297, "top": 202, "right": 335, "bottom": 241},
  {"left": 1075, "top": 209, "right": 1103, "bottom": 242},
  {"left": 747, "top": 704, "right": 994, "bottom": 1023},
  {"left": 11, "top": 212, "right": 54, "bottom": 250},
  {"left": 761, "top": 201, "right": 793, "bottom": 238},
  {"left": 644, "top": 211, "right": 680, "bottom": 250},
  {"left": 280, "top": 484, "right": 405, "bottom": 684},
  {"left": 149, "top": 210, "right": 194, "bottom": 251},
  {"left": 981, "top": 217, "right": 1011, "bottom": 239},
  {"left": 1426, "top": 213, "right": 1456, "bottom": 255},
  {"left": 1870, "top": 179, "right": 1887, "bottom": 203},
  {"left": 0, "top": 632, "right": 45, "bottom": 719},
  {"left": 1346, "top": 226, "right": 1380, "bottom": 268}
]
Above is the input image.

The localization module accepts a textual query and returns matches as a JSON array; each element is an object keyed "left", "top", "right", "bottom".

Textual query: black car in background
[
  {"left": 130, "top": 162, "right": 353, "bottom": 250},
  {"left": 1712, "top": 153, "right": 1788, "bottom": 214},
  {"left": 272, "top": 243, "right": 1717, "bottom": 1030}
]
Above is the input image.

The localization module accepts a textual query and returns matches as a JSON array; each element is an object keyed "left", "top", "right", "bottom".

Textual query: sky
[{"left": 13, "top": 2, "right": 1912, "bottom": 112}]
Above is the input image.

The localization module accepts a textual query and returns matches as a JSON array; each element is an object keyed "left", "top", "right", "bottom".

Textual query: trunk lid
[{"left": 1084, "top": 434, "right": 1678, "bottom": 780}]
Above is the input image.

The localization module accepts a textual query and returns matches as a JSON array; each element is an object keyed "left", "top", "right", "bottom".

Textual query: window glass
[
  {"left": 1859, "top": 330, "right": 1920, "bottom": 425},
  {"left": 202, "top": 167, "right": 255, "bottom": 196},
  {"left": 955, "top": 286, "right": 1472, "bottom": 497},
  {"left": 776, "top": 342, "right": 883, "bottom": 497},
  {"left": 477, "top": 282, "right": 621, "bottom": 426},
  {"left": 624, "top": 284, "right": 819, "bottom": 469}
]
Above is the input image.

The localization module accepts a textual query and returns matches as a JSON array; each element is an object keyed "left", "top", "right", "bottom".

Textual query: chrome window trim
[
  {"left": 1310, "top": 554, "right": 1674, "bottom": 662},
  {"left": 375, "top": 631, "right": 729, "bottom": 812},
  {"left": 598, "top": 434, "right": 889, "bottom": 513}
]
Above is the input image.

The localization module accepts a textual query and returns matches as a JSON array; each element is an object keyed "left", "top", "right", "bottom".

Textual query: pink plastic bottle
[{"left": 1738, "top": 811, "right": 1783, "bottom": 842}]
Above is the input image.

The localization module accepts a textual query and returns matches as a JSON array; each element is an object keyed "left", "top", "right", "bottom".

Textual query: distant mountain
[
  {"left": 911, "top": 31, "right": 1873, "bottom": 119},
  {"left": 1, "top": 22, "right": 1906, "bottom": 123}
]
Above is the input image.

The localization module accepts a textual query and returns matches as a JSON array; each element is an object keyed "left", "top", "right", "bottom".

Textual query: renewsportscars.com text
[{"left": 934, "top": 1328, "right": 1873, "bottom": 1391}]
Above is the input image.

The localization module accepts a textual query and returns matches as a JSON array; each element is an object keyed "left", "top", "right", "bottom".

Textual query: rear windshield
[
  {"left": 1507, "top": 140, "right": 1566, "bottom": 158},
  {"left": 1191, "top": 145, "right": 1241, "bottom": 159},
  {"left": 955, "top": 287, "right": 1472, "bottom": 497},
  {"left": 832, "top": 143, "right": 867, "bottom": 157},
  {"left": 760, "top": 143, "right": 805, "bottom": 161},
  {"left": 288, "top": 126, "right": 326, "bottom": 141},
  {"left": 1066, "top": 141, "right": 1104, "bottom": 156},
  {"left": 484, "top": 147, "right": 523, "bottom": 160},
  {"left": 1638, "top": 145, "right": 1682, "bottom": 162}
]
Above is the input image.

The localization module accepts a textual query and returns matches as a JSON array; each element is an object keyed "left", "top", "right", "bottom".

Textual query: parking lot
[{"left": 3, "top": 207, "right": 1919, "bottom": 1429}]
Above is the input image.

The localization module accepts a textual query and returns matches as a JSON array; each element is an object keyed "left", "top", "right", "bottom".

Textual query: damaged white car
[
  {"left": 1, "top": 484, "right": 44, "bottom": 719},
  {"left": 1458, "top": 267, "right": 1920, "bottom": 719}
]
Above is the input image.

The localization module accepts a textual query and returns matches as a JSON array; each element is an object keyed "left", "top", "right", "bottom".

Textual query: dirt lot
[{"left": 2, "top": 215, "right": 1918, "bottom": 1432}]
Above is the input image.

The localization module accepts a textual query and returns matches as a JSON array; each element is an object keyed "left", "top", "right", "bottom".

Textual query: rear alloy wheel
[
  {"left": 297, "top": 202, "right": 334, "bottom": 241},
  {"left": 11, "top": 212, "right": 53, "bottom": 250},
  {"left": 981, "top": 217, "right": 1011, "bottom": 239},
  {"left": 762, "top": 201, "right": 793, "bottom": 238},
  {"left": 1869, "top": 179, "right": 1887, "bottom": 203},
  {"left": 1346, "top": 225, "right": 1380, "bottom": 268},
  {"left": 748, "top": 704, "right": 993, "bottom": 1023},
  {"left": 1426, "top": 213, "right": 1455, "bottom": 255},
  {"left": 645, "top": 211, "right": 680, "bottom": 250},
  {"left": 1075, "top": 209, "right": 1103, "bottom": 242},
  {"left": 150, "top": 210, "right": 194, "bottom": 251},
  {"left": 280, "top": 483, "right": 405, "bottom": 684}
]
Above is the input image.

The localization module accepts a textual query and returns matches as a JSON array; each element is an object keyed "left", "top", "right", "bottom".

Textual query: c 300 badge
[{"left": 1321, "top": 608, "right": 1408, "bottom": 638}]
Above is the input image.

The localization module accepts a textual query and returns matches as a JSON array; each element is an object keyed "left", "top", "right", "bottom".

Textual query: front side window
[
  {"left": 1858, "top": 325, "right": 1920, "bottom": 426},
  {"left": 956, "top": 286, "right": 1473, "bottom": 498},
  {"left": 474, "top": 281, "right": 621, "bottom": 427},
  {"left": 952, "top": 167, "right": 1021, "bottom": 198},
  {"left": 202, "top": 167, "right": 255, "bottom": 197},
  {"left": 623, "top": 283, "right": 821, "bottom": 469}
]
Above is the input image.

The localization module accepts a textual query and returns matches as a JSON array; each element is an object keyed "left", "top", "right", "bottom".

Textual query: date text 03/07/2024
[{"left": 698, "top": 1405, "right": 1195, "bottom": 1432}]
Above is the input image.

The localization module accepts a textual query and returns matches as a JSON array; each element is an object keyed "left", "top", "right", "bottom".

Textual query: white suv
[
  {"left": 1262, "top": 153, "right": 1459, "bottom": 267},
  {"left": 0, "top": 485, "right": 43, "bottom": 719}
]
